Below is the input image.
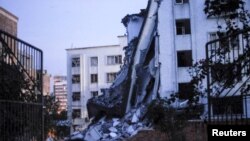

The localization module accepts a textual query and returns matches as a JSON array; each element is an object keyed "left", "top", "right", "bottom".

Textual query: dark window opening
[
  {"left": 178, "top": 83, "right": 194, "bottom": 100},
  {"left": 72, "top": 75, "right": 80, "bottom": 84},
  {"left": 177, "top": 50, "right": 192, "bottom": 67},
  {"left": 212, "top": 96, "right": 243, "bottom": 115},
  {"left": 72, "top": 92, "right": 80, "bottom": 101},
  {"left": 72, "top": 57, "right": 80, "bottom": 67},
  {"left": 91, "top": 74, "right": 98, "bottom": 83},
  {"left": 176, "top": 0, "right": 189, "bottom": 4},
  {"left": 72, "top": 109, "right": 81, "bottom": 119},
  {"left": 176, "top": 19, "right": 191, "bottom": 35}
]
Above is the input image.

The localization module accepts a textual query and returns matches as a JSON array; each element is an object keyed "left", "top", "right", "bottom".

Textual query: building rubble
[{"left": 68, "top": 105, "right": 152, "bottom": 141}]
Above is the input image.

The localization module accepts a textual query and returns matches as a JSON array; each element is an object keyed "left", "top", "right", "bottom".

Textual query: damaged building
[{"left": 68, "top": 0, "right": 250, "bottom": 140}]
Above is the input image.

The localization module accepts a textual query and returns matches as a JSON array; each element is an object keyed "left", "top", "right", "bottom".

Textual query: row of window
[
  {"left": 71, "top": 55, "right": 122, "bottom": 67},
  {"left": 72, "top": 91, "right": 99, "bottom": 101},
  {"left": 72, "top": 73, "right": 117, "bottom": 84}
]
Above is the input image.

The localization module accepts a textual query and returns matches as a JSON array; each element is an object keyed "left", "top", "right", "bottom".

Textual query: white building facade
[
  {"left": 66, "top": 36, "right": 127, "bottom": 131},
  {"left": 124, "top": 0, "right": 250, "bottom": 118}
]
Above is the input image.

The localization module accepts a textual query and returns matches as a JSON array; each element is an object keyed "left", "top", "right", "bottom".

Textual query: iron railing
[
  {"left": 0, "top": 30, "right": 44, "bottom": 141},
  {"left": 206, "top": 28, "right": 250, "bottom": 124}
]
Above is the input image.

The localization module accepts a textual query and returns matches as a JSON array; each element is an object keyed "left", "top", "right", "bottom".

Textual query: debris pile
[{"left": 69, "top": 105, "right": 151, "bottom": 141}]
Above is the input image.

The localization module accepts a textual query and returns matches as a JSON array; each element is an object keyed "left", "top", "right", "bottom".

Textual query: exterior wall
[
  {"left": 66, "top": 36, "right": 127, "bottom": 132},
  {"left": 53, "top": 76, "right": 67, "bottom": 112},
  {"left": 0, "top": 7, "right": 18, "bottom": 36},
  {"left": 158, "top": 0, "right": 250, "bottom": 97},
  {"left": 126, "top": 16, "right": 144, "bottom": 43}
]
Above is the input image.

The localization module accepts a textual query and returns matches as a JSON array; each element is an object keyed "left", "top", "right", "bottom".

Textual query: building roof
[
  {"left": 0, "top": 7, "right": 18, "bottom": 22},
  {"left": 66, "top": 44, "right": 120, "bottom": 51}
]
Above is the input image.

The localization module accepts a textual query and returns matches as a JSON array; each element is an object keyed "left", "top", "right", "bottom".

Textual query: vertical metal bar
[{"left": 206, "top": 43, "right": 211, "bottom": 123}]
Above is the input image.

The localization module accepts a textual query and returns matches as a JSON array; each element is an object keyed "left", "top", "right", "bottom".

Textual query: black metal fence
[
  {"left": 205, "top": 28, "right": 250, "bottom": 124},
  {"left": 0, "top": 30, "right": 43, "bottom": 141}
]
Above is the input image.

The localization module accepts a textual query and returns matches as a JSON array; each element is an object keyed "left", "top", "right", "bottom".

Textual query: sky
[{"left": 0, "top": 0, "right": 148, "bottom": 76}]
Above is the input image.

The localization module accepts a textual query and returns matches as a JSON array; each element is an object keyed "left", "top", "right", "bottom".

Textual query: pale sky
[{"left": 0, "top": 0, "right": 148, "bottom": 76}]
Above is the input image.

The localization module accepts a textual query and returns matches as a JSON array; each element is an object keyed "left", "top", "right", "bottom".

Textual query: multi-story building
[
  {"left": 43, "top": 70, "right": 51, "bottom": 96},
  {"left": 53, "top": 75, "right": 67, "bottom": 113},
  {"left": 0, "top": 7, "right": 18, "bottom": 36},
  {"left": 122, "top": 0, "right": 250, "bottom": 120},
  {"left": 87, "top": 0, "right": 250, "bottom": 125},
  {"left": 66, "top": 35, "right": 127, "bottom": 131}
]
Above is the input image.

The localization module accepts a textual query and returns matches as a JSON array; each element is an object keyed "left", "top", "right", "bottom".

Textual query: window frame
[
  {"left": 107, "top": 55, "right": 122, "bottom": 65},
  {"left": 72, "top": 92, "right": 81, "bottom": 101},
  {"left": 90, "top": 56, "right": 98, "bottom": 66},
  {"left": 175, "top": 0, "right": 189, "bottom": 4},
  {"left": 72, "top": 57, "right": 80, "bottom": 67},
  {"left": 106, "top": 72, "right": 117, "bottom": 83},
  {"left": 90, "top": 74, "right": 98, "bottom": 83},
  {"left": 72, "top": 74, "right": 80, "bottom": 84},
  {"left": 176, "top": 19, "right": 191, "bottom": 35},
  {"left": 177, "top": 50, "right": 192, "bottom": 67}
]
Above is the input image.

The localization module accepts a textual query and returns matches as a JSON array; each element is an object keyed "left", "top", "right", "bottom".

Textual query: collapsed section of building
[
  {"left": 87, "top": 0, "right": 160, "bottom": 119},
  {"left": 68, "top": 0, "right": 250, "bottom": 140}
]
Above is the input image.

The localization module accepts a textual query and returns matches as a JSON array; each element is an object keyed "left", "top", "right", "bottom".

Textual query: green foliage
[
  {"left": 0, "top": 62, "right": 36, "bottom": 102},
  {"left": 204, "top": 0, "right": 250, "bottom": 34},
  {"left": 147, "top": 99, "right": 186, "bottom": 140}
]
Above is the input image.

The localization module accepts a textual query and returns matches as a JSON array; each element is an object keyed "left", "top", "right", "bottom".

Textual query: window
[
  {"left": 107, "top": 55, "right": 122, "bottom": 65},
  {"left": 177, "top": 50, "right": 192, "bottom": 67},
  {"left": 90, "top": 74, "right": 98, "bottom": 83},
  {"left": 106, "top": 73, "right": 117, "bottom": 83},
  {"left": 72, "top": 57, "right": 80, "bottom": 67},
  {"left": 212, "top": 96, "right": 243, "bottom": 115},
  {"left": 176, "top": 0, "right": 189, "bottom": 4},
  {"left": 176, "top": 19, "right": 191, "bottom": 35},
  {"left": 72, "top": 109, "right": 81, "bottom": 119},
  {"left": 90, "top": 57, "right": 98, "bottom": 66},
  {"left": 72, "top": 75, "right": 80, "bottom": 84},
  {"left": 72, "top": 92, "right": 80, "bottom": 101},
  {"left": 178, "top": 83, "right": 194, "bottom": 99},
  {"left": 91, "top": 91, "right": 98, "bottom": 97}
]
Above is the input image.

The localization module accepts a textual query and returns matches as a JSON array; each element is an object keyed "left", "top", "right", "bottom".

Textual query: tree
[{"left": 186, "top": 0, "right": 250, "bottom": 106}]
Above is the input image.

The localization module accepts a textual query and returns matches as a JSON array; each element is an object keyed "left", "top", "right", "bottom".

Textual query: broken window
[
  {"left": 178, "top": 83, "right": 194, "bottom": 99},
  {"left": 212, "top": 96, "right": 243, "bottom": 115},
  {"left": 177, "top": 50, "right": 192, "bottom": 67},
  {"left": 91, "top": 74, "right": 98, "bottom": 83},
  {"left": 90, "top": 57, "right": 98, "bottom": 66},
  {"left": 107, "top": 55, "right": 122, "bottom": 65},
  {"left": 176, "top": 19, "right": 191, "bottom": 35},
  {"left": 91, "top": 91, "right": 98, "bottom": 97},
  {"left": 72, "top": 109, "right": 81, "bottom": 119},
  {"left": 72, "top": 92, "right": 80, "bottom": 101},
  {"left": 72, "top": 57, "right": 80, "bottom": 67},
  {"left": 72, "top": 74, "right": 80, "bottom": 84},
  {"left": 106, "top": 73, "right": 117, "bottom": 83},
  {"left": 175, "top": 0, "right": 189, "bottom": 4}
]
